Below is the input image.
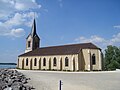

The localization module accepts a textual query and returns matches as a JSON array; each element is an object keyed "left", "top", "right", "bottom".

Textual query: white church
[{"left": 18, "top": 19, "right": 103, "bottom": 71}]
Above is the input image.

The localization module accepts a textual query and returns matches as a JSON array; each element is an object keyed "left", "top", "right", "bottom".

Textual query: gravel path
[{"left": 17, "top": 70, "right": 120, "bottom": 90}]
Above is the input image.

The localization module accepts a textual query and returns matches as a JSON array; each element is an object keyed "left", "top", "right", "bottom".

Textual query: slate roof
[{"left": 18, "top": 43, "right": 100, "bottom": 57}]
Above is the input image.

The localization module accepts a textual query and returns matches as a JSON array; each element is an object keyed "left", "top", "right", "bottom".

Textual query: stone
[{"left": 0, "top": 69, "right": 34, "bottom": 90}]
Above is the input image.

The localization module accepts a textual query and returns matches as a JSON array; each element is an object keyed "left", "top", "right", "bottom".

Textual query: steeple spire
[
  {"left": 31, "top": 18, "right": 36, "bottom": 37},
  {"left": 25, "top": 18, "right": 40, "bottom": 53}
]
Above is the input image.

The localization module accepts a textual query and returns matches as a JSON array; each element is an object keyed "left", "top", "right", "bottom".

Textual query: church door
[
  {"left": 22, "top": 59, "right": 24, "bottom": 69},
  {"left": 73, "top": 58, "right": 75, "bottom": 71},
  {"left": 60, "top": 58, "right": 62, "bottom": 71},
  {"left": 30, "top": 59, "right": 32, "bottom": 70}
]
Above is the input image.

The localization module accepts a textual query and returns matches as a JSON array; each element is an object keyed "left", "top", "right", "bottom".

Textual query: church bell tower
[{"left": 25, "top": 19, "right": 40, "bottom": 53}]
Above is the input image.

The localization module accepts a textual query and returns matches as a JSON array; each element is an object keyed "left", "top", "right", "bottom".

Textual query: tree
[{"left": 104, "top": 45, "right": 120, "bottom": 70}]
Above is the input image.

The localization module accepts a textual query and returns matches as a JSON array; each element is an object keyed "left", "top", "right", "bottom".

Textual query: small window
[
  {"left": 92, "top": 54, "right": 96, "bottom": 65},
  {"left": 43, "top": 58, "right": 46, "bottom": 66},
  {"left": 53, "top": 57, "right": 57, "bottom": 66},
  {"left": 26, "top": 58, "right": 28, "bottom": 66},
  {"left": 34, "top": 58, "right": 37, "bottom": 66},
  {"left": 28, "top": 41, "right": 31, "bottom": 47},
  {"left": 65, "top": 57, "right": 69, "bottom": 67}
]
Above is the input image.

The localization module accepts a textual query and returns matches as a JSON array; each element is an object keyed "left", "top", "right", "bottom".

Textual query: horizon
[{"left": 0, "top": 0, "right": 120, "bottom": 63}]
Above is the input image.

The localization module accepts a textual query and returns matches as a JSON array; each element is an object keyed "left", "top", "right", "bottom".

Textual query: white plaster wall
[
  {"left": 98, "top": 50, "right": 102, "bottom": 70},
  {"left": 18, "top": 54, "right": 79, "bottom": 71},
  {"left": 18, "top": 49, "right": 102, "bottom": 71},
  {"left": 82, "top": 49, "right": 102, "bottom": 71},
  {"left": 82, "top": 49, "right": 90, "bottom": 70}
]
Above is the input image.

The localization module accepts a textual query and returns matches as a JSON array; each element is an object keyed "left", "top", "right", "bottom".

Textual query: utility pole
[{"left": 59, "top": 80, "right": 63, "bottom": 90}]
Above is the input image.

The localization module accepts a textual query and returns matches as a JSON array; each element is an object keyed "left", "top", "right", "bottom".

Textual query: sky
[{"left": 0, "top": 0, "right": 120, "bottom": 63}]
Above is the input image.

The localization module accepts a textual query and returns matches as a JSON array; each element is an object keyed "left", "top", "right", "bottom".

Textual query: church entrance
[
  {"left": 60, "top": 58, "right": 62, "bottom": 71},
  {"left": 49, "top": 58, "right": 51, "bottom": 70},
  {"left": 39, "top": 58, "right": 41, "bottom": 70},
  {"left": 22, "top": 59, "right": 24, "bottom": 69},
  {"left": 30, "top": 59, "right": 32, "bottom": 70},
  {"left": 73, "top": 58, "right": 75, "bottom": 71}
]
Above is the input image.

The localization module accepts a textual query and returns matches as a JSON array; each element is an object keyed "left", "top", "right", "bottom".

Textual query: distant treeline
[{"left": 0, "top": 63, "right": 17, "bottom": 65}]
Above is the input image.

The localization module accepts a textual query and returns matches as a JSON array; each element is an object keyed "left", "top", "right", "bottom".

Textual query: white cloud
[
  {"left": 32, "top": 0, "right": 36, "bottom": 3},
  {"left": 0, "top": 0, "right": 41, "bottom": 38},
  {"left": 4, "top": 13, "right": 25, "bottom": 27},
  {"left": 4, "top": 12, "right": 37, "bottom": 27},
  {"left": 1, "top": 28, "right": 25, "bottom": 37},
  {"left": 14, "top": 0, "right": 41, "bottom": 10},
  {"left": 110, "top": 33, "right": 120, "bottom": 44},
  {"left": 113, "top": 25, "right": 120, "bottom": 29},
  {"left": 15, "top": 2, "right": 26, "bottom": 10},
  {"left": 75, "top": 35, "right": 106, "bottom": 43},
  {"left": 10, "top": 28, "right": 25, "bottom": 37},
  {"left": 0, "top": 0, "right": 41, "bottom": 18},
  {"left": 0, "top": 12, "right": 38, "bottom": 37},
  {"left": 75, "top": 33, "right": 120, "bottom": 50}
]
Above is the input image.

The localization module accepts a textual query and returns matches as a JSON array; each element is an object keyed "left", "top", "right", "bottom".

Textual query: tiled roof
[{"left": 18, "top": 43, "right": 100, "bottom": 57}]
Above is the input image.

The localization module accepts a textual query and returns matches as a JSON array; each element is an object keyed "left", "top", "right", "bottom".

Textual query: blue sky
[{"left": 0, "top": 0, "right": 120, "bottom": 63}]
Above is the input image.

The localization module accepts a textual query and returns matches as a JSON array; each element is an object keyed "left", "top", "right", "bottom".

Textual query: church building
[{"left": 18, "top": 19, "right": 103, "bottom": 71}]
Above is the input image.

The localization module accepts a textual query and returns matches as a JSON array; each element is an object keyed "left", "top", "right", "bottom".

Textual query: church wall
[
  {"left": 18, "top": 57, "right": 22, "bottom": 69},
  {"left": 31, "top": 57, "right": 40, "bottom": 70},
  {"left": 18, "top": 48, "right": 102, "bottom": 71},
  {"left": 18, "top": 57, "right": 25, "bottom": 69},
  {"left": 91, "top": 49, "right": 102, "bottom": 70},
  {"left": 90, "top": 49, "right": 100, "bottom": 70},
  {"left": 81, "top": 49, "right": 89, "bottom": 70},
  {"left": 18, "top": 54, "right": 79, "bottom": 71},
  {"left": 82, "top": 49, "right": 102, "bottom": 71},
  {"left": 98, "top": 50, "right": 102, "bottom": 70},
  {"left": 73, "top": 54, "right": 79, "bottom": 71},
  {"left": 78, "top": 51, "right": 84, "bottom": 71}
]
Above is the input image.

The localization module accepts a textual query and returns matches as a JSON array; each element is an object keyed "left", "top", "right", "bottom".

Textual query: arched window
[
  {"left": 34, "top": 58, "right": 37, "bottom": 66},
  {"left": 53, "top": 57, "right": 57, "bottom": 66},
  {"left": 43, "top": 58, "right": 46, "bottom": 66},
  {"left": 65, "top": 57, "right": 69, "bottom": 67},
  {"left": 92, "top": 54, "right": 96, "bottom": 65},
  {"left": 22, "top": 59, "right": 24, "bottom": 69},
  {"left": 26, "top": 58, "right": 28, "bottom": 66}
]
